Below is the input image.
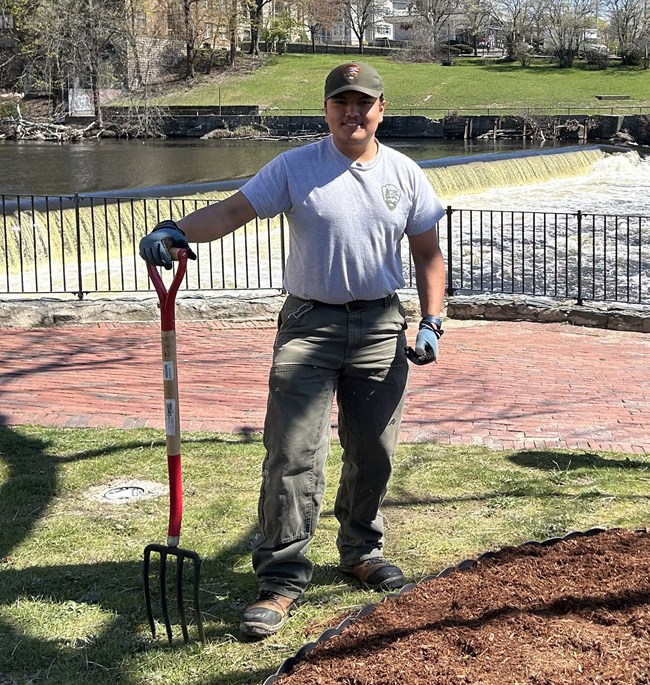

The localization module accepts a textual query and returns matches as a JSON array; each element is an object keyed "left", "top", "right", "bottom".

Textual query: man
[{"left": 139, "top": 61, "right": 446, "bottom": 639}]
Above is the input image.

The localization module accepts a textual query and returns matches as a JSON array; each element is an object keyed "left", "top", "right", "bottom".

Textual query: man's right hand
[{"left": 139, "top": 220, "right": 197, "bottom": 270}]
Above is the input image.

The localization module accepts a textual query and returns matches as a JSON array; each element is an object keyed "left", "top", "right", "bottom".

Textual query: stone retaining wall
[
  {"left": 148, "top": 112, "right": 648, "bottom": 143},
  {"left": 2, "top": 293, "right": 648, "bottom": 333}
]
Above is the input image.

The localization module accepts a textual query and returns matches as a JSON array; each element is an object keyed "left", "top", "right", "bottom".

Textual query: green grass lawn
[
  {"left": 2, "top": 425, "right": 649, "bottom": 684},
  {"left": 154, "top": 54, "right": 650, "bottom": 112}
]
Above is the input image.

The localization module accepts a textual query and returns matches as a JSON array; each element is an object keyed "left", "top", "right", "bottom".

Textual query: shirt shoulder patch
[{"left": 382, "top": 184, "right": 401, "bottom": 211}]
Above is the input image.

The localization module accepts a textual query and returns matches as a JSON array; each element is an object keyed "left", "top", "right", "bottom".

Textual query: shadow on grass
[
  {"left": 509, "top": 449, "right": 650, "bottom": 471},
  {"left": 383, "top": 448, "right": 650, "bottom": 510},
  {"left": 0, "top": 423, "right": 272, "bottom": 685}
]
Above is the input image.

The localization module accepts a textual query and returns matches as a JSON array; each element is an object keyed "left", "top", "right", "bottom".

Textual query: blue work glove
[
  {"left": 139, "top": 219, "right": 197, "bottom": 270},
  {"left": 405, "top": 316, "right": 444, "bottom": 365}
]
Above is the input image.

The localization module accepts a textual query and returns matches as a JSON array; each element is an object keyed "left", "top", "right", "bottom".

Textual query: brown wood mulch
[{"left": 274, "top": 528, "right": 650, "bottom": 684}]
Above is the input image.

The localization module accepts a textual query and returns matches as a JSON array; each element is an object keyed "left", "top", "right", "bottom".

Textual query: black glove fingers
[{"left": 157, "top": 243, "right": 173, "bottom": 269}]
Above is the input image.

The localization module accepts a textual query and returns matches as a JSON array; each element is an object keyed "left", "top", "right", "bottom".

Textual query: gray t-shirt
[{"left": 241, "top": 136, "right": 444, "bottom": 304}]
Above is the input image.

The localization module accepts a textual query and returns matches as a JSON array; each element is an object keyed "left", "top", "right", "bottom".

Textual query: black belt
[{"left": 292, "top": 294, "right": 395, "bottom": 312}]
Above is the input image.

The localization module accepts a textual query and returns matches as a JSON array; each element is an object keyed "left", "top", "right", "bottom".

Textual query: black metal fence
[{"left": 1, "top": 194, "right": 649, "bottom": 306}]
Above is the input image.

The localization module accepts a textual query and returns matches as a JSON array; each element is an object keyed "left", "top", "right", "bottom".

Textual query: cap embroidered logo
[{"left": 343, "top": 64, "right": 361, "bottom": 82}]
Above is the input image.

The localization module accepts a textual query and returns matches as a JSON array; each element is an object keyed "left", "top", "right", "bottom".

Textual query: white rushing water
[
  {"left": 451, "top": 151, "right": 650, "bottom": 215},
  {"left": 441, "top": 150, "right": 650, "bottom": 303}
]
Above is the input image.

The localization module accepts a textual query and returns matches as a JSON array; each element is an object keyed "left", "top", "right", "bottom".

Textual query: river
[
  {"left": 1, "top": 137, "right": 569, "bottom": 196},
  {"left": 1, "top": 136, "right": 648, "bottom": 215}
]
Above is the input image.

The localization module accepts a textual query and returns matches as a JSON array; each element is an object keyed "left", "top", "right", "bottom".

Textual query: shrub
[
  {"left": 453, "top": 43, "right": 474, "bottom": 55},
  {"left": 584, "top": 48, "right": 609, "bottom": 70}
]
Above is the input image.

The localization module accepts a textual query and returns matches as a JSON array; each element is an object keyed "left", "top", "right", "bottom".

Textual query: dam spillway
[
  {"left": 419, "top": 145, "right": 624, "bottom": 202},
  {"left": 0, "top": 144, "right": 645, "bottom": 299}
]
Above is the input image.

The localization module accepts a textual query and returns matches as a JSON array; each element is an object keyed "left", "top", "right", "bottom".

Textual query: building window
[{"left": 204, "top": 22, "right": 213, "bottom": 39}]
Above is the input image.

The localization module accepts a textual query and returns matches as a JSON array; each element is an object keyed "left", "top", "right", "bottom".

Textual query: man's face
[{"left": 324, "top": 90, "right": 385, "bottom": 159}]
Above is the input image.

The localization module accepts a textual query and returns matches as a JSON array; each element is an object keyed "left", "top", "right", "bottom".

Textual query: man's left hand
[{"left": 405, "top": 317, "right": 443, "bottom": 365}]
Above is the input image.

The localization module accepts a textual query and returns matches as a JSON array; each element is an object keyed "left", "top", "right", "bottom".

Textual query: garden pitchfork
[{"left": 143, "top": 248, "right": 206, "bottom": 645}]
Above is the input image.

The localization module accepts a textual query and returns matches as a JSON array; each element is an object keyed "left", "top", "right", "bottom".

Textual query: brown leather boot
[
  {"left": 239, "top": 591, "right": 300, "bottom": 638},
  {"left": 339, "top": 557, "right": 405, "bottom": 591}
]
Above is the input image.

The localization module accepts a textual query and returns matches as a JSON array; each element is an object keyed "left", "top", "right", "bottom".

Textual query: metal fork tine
[
  {"left": 192, "top": 553, "right": 206, "bottom": 645},
  {"left": 176, "top": 554, "right": 190, "bottom": 644},
  {"left": 159, "top": 549, "right": 174, "bottom": 643},
  {"left": 142, "top": 543, "right": 205, "bottom": 644},
  {"left": 143, "top": 545, "right": 157, "bottom": 639}
]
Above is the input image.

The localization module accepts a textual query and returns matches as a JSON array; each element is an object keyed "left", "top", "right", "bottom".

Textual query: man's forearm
[
  {"left": 414, "top": 248, "right": 446, "bottom": 318},
  {"left": 177, "top": 191, "right": 258, "bottom": 243}
]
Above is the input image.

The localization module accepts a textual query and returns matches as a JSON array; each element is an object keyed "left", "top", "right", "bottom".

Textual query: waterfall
[
  {"left": 1, "top": 191, "right": 236, "bottom": 286},
  {"left": 421, "top": 146, "right": 615, "bottom": 202}
]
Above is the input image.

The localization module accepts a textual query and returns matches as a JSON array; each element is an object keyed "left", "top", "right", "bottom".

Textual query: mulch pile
[{"left": 275, "top": 528, "right": 650, "bottom": 684}]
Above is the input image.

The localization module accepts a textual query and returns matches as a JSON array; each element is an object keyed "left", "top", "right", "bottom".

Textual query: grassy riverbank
[{"left": 153, "top": 53, "right": 650, "bottom": 113}]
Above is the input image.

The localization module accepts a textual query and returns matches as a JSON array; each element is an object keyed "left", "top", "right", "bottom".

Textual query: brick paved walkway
[{"left": 1, "top": 319, "right": 648, "bottom": 453}]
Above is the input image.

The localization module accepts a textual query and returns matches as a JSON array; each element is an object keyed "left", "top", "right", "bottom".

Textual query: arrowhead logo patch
[{"left": 382, "top": 184, "right": 401, "bottom": 211}]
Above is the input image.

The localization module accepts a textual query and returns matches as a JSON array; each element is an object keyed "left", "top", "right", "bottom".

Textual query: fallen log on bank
[{"left": 0, "top": 117, "right": 99, "bottom": 141}]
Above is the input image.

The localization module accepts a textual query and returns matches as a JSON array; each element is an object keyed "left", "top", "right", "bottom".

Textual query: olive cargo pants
[{"left": 252, "top": 294, "right": 409, "bottom": 599}]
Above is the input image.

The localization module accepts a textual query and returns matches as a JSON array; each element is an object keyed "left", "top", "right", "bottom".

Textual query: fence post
[
  {"left": 446, "top": 205, "right": 454, "bottom": 296},
  {"left": 74, "top": 193, "right": 85, "bottom": 300},
  {"left": 576, "top": 210, "right": 583, "bottom": 305}
]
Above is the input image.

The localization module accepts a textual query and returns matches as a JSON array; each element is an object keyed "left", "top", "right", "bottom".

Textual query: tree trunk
[
  {"left": 184, "top": 0, "right": 195, "bottom": 78},
  {"left": 186, "top": 43, "right": 195, "bottom": 78},
  {"left": 90, "top": 66, "right": 103, "bottom": 127},
  {"left": 206, "top": 47, "right": 216, "bottom": 75},
  {"left": 248, "top": 4, "right": 262, "bottom": 56},
  {"left": 229, "top": 31, "right": 237, "bottom": 65}
]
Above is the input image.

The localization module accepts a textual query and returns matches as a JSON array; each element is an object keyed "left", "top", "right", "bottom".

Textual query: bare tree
[
  {"left": 544, "top": 0, "right": 596, "bottom": 66},
  {"left": 33, "top": 0, "right": 127, "bottom": 125},
  {"left": 246, "top": 0, "right": 274, "bottom": 54},
  {"left": 200, "top": 1, "right": 231, "bottom": 73},
  {"left": 227, "top": 0, "right": 240, "bottom": 63},
  {"left": 182, "top": 0, "right": 198, "bottom": 77},
  {"left": 179, "top": 0, "right": 224, "bottom": 78},
  {"left": 343, "top": 0, "right": 389, "bottom": 52},
  {"left": 460, "top": 0, "right": 498, "bottom": 54},
  {"left": 415, "top": 0, "right": 457, "bottom": 45},
  {"left": 605, "top": 0, "right": 649, "bottom": 65},
  {"left": 0, "top": 0, "right": 41, "bottom": 91},
  {"left": 299, "top": 0, "right": 344, "bottom": 51},
  {"left": 493, "top": 0, "right": 536, "bottom": 60}
]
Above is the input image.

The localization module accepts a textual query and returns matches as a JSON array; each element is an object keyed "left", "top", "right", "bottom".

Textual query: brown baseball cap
[{"left": 324, "top": 62, "right": 384, "bottom": 100}]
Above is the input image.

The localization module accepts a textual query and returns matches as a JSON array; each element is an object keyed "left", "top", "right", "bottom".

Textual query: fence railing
[
  {"left": 259, "top": 105, "right": 650, "bottom": 117},
  {"left": 445, "top": 207, "right": 649, "bottom": 305},
  {"left": 1, "top": 194, "right": 649, "bottom": 307}
]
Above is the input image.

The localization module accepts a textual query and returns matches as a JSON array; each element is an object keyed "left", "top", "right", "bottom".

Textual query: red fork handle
[
  {"left": 167, "top": 454, "right": 183, "bottom": 544},
  {"left": 147, "top": 249, "right": 189, "bottom": 546},
  {"left": 146, "top": 248, "right": 188, "bottom": 332}
]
